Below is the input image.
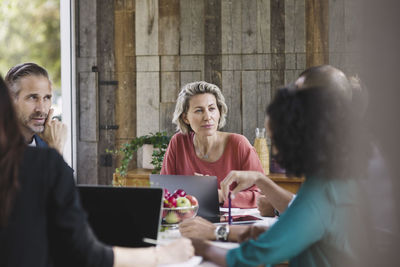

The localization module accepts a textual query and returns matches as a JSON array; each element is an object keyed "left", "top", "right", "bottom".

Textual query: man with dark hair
[{"left": 5, "top": 62, "right": 67, "bottom": 154}]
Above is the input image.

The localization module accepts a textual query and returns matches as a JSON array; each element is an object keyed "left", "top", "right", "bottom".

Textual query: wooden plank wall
[
  {"left": 329, "top": 0, "right": 362, "bottom": 76},
  {"left": 285, "top": 0, "right": 306, "bottom": 84},
  {"left": 115, "top": 0, "right": 137, "bottom": 169},
  {"left": 76, "top": 0, "right": 117, "bottom": 184},
  {"left": 97, "top": 0, "right": 117, "bottom": 185},
  {"left": 159, "top": 0, "right": 180, "bottom": 134},
  {"left": 136, "top": 0, "right": 160, "bottom": 137},
  {"left": 76, "top": 0, "right": 99, "bottom": 184},
  {"left": 306, "top": 0, "right": 329, "bottom": 67},
  {"left": 76, "top": 0, "right": 354, "bottom": 182},
  {"left": 134, "top": 0, "right": 307, "bottom": 143}
]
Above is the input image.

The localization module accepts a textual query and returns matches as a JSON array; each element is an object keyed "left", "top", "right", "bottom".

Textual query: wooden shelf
[
  {"left": 126, "top": 168, "right": 153, "bottom": 179},
  {"left": 269, "top": 173, "right": 304, "bottom": 194},
  {"left": 113, "top": 169, "right": 304, "bottom": 193}
]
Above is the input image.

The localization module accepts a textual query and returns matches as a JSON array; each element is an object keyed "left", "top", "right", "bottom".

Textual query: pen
[{"left": 228, "top": 192, "right": 232, "bottom": 225}]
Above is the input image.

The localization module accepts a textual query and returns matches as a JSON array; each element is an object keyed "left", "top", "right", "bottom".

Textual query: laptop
[
  {"left": 77, "top": 185, "right": 163, "bottom": 247},
  {"left": 150, "top": 174, "right": 221, "bottom": 222}
]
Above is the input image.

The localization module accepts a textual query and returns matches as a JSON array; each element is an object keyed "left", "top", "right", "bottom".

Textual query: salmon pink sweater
[{"left": 161, "top": 132, "right": 264, "bottom": 208}]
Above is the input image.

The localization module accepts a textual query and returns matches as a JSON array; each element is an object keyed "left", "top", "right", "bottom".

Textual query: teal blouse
[{"left": 226, "top": 176, "right": 366, "bottom": 267}]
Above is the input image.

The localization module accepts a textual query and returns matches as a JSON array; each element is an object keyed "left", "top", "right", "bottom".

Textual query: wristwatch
[{"left": 214, "top": 225, "right": 230, "bottom": 241}]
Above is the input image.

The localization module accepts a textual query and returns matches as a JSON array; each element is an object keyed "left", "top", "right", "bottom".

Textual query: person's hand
[
  {"left": 39, "top": 108, "right": 68, "bottom": 154},
  {"left": 191, "top": 238, "right": 229, "bottom": 266},
  {"left": 179, "top": 217, "right": 216, "bottom": 240},
  {"left": 194, "top": 172, "right": 209, "bottom": 176},
  {"left": 190, "top": 238, "right": 212, "bottom": 258},
  {"left": 157, "top": 238, "right": 194, "bottom": 265},
  {"left": 220, "top": 171, "right": 264, "bottom": 203},
  {"left": 238, "top": 225, "right": 268, "bottom": 243},
  {"left": 257, "top": 195, "right": 275, "bottom": 217},
  {"left": 218, "top": 189, "right": 224, "bottom": 203}
]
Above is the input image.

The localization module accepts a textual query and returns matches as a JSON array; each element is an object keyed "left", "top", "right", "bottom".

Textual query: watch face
[
  {"left": 216, "top": 225, "right": 229, "bottom": 241},
  {"left": 218, "top": 226, "right": 227, "bottom": 235}
]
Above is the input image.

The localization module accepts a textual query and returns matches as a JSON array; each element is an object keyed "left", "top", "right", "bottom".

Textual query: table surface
[{"left": 158, "top": 208, "right": 278, "bottom": 267}]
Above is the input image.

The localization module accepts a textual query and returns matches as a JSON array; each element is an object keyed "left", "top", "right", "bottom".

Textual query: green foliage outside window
[{"left": 0, "top": 0, "right": 60, "bottom": 90}]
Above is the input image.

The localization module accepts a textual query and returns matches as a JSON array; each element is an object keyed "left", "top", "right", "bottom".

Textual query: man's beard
[{"left": 21, "top": 111, "right": 47, "bottom": 134}]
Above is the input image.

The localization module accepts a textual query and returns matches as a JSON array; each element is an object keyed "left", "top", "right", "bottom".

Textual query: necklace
[
  {"left": 201, "top": 154, "right": 209, "bottom": 159},
  {"left": 194, "top": 135, "right": 210, "bottom": 159},
  {"left": 195, "top": 147, "right": 209, "bottom": 159}
]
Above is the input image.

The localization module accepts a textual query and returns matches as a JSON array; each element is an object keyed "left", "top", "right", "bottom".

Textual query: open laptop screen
[
  {"left": 150, "top": 174, "right": 220, "bottom": 220},
  {"left": 77, "top": 185, "right": 163, "bottom": 247}
]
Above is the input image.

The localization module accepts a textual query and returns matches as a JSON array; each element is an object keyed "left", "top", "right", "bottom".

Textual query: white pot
[{"left": 137, "top": 144, "right": 155, "bottom": 169}]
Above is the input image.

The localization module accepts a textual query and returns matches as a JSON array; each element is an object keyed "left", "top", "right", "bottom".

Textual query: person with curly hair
[
  {"left": 180, "top": 65, "right": 359, "bottom": 243},
  {"left": 191, "top": 71, "right": 369, "bottom": 266}
]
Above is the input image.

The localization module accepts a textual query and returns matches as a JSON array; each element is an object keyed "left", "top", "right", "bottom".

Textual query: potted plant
[{"left": 108, "top": 132, "right": 171, "bottom": 186}]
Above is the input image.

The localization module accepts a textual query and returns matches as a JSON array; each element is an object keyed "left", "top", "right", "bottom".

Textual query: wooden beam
[
  {"left": 270, "top": 0, "right": 285, "bottom": 98},
  {"left": 306, "top": 0, "right": 329, "bottom": 67},
  {"left": 115, "top": 3, "right": 136, "bottom": 141},
  {"left": 97, "top": 0, "right": 116, "bottom": 185},
  {"left": 204, "top": 0, "right": 222, "bottom": 88},
  {"left": 180, "top": 0, "right": 204, "bottom": 55},
  {"left": 159, "top": 0, "right": 180, "bottom": 102},
  {"left": 159, "top": 0, "right": 180, "bottom": 55}
]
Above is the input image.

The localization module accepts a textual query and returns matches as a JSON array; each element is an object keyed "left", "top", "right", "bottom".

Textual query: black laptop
[
  {"left": 77, "top": 185, "right": 163, "bottom": 247},
  {"left": 150, "top": 174, "right": 221, "bottom": 222}
]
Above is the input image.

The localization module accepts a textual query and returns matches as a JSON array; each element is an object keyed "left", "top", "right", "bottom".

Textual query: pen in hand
[{"left": 228, "top": 192, "right": 232, "bottom": 225}]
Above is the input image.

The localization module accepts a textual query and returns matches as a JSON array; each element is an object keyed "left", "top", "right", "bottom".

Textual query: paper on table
[
  {"left": 253, "top": 217, "right": 278, "bottom": 227},
  {"left": 220, "top": 207, "right": 260, "bottom": 216},
  {"left": 158, "top": 256, "right": 203, "bottom": 267},
  {"left": 219, "top": 207, "right": 240, "bottom": 213}
]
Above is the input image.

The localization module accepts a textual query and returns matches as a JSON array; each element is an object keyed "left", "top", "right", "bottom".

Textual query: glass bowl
[{"left": 161, "top": 205, "right": 199, "bottom": 225}]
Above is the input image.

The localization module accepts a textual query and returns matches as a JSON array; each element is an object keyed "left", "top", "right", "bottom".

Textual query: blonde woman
[{"left": 161, "top": 81, "right": 264, "bottom": 208}]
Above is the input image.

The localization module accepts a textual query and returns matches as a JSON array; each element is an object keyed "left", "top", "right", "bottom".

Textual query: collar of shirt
[{"left": 28, "top": 137, "right": 37, "bottom": 147}]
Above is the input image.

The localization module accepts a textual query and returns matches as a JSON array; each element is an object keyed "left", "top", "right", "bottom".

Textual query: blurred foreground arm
[
  {"left": 179, "top": 217, "right": 250, "bottom": 242},
  {"left": 113, "top": 238, "right": 194, "bottom": 267},
  {"left": 238, "top": 225, "right": 269, "bottom": 243},
  {"left": 257, "top": 195, "right": 275, "bottom": 217},
  {"left": 191, "top": 238, "right": 228, "bottom": 267}
]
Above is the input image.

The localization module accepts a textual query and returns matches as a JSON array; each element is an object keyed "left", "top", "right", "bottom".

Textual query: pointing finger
[
  {"left": 221, "top": 171, "right": 236, "bottom": 200},
  {"left": 46, "top": 108, "right": 54, "bottom": 125}
]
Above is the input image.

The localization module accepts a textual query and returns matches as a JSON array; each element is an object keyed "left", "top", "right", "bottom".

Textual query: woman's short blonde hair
[{"left": 172, "top": 81, "right": 228, "bottom": 134}]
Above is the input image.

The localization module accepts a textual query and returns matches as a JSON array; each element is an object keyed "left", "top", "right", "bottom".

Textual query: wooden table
[{"left": 114, "top": 169, "right": 304, "bottom": 193}]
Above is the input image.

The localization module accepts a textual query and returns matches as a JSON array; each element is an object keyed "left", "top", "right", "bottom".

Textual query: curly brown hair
[{"left": 267, "top": 85, "right": 367, "bottom": 179}]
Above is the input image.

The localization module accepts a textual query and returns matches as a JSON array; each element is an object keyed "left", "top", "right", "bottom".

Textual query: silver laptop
[{"left": 150, "top": 174, "right": 221, "bottom": 222}]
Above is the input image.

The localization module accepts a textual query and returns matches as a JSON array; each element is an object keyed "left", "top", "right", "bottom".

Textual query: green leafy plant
[{"left": 108, "top": 132, "right": 171, "bottom": 177}]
